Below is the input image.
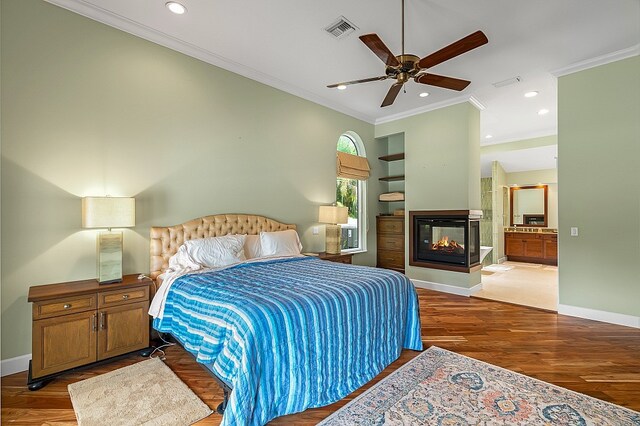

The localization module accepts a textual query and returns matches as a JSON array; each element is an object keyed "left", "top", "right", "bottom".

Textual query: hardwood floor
[{"left": 3, "top": 288, "right": 639, "bottom": 424}]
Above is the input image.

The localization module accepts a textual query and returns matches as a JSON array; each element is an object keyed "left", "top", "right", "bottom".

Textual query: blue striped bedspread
[{"left": 153, "top": 256, "right": 422, "bottom": 425}]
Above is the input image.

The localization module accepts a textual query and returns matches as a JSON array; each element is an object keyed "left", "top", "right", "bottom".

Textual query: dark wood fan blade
[
  {"left": 327, "top": 76, "right": 388, "bottom": 88},
  {"left": 381, "top": 83, "right": 403, "bottom": 107},
  {"left": 415, "top": 73, "right": 471, "bottom": 91},
  {"left": 360, "top": 34, "right": 401, "bottom": 67},
  {"left": 418, "top": 30, "right": 488, "bottom": 69}
]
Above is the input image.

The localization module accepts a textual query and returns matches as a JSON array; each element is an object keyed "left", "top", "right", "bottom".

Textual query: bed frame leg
[{"left": 216, "top": 387, "right": 230, "bottom": 414}]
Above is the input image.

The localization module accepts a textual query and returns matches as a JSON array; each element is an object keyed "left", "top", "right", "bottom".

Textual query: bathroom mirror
[{"left": 510, "top": 185, "right": 548, "bottom": 227}]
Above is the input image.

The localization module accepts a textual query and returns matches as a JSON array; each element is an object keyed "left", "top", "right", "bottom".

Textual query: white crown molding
[
  {"left": 44, "top": 0, "right": 376, "bottom": 124},
  {"left": 375, "top": 94, "right": 472, "bottom": 125},
  {"left": 411, "top": 279, "right": 482, "bottom": 297},
  {"left": 468, "top": 96, "right": 486, "bottom": 111},
  {"left": 558, "top": 304, "right": 639, "bottom": 329},
  {"left": 1, "top": 354, "right": 31, "bottom": 377},
  {"left": 551, "top": 44, "right": 640, "bottom": 77}
]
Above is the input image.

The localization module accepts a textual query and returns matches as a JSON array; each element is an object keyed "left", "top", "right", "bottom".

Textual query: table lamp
[
  {"left": 319, "top": 205, "right": 348, "bottom": 255},
  {"left": 82, "top": 197, "right": 135, "bottom": 283}
]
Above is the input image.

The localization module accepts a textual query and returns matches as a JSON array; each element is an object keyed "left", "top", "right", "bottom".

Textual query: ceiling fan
[{"left": 327, "top": 0, "right": 488, "bottom": 107}]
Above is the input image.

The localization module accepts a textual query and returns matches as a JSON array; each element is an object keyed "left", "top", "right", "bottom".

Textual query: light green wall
[
  {"left": 376, "top": 102, "right": 481, "bottom": 288},
  {"left": 0, "top": 0, "right": 378, "bottom": 359},
  {"left": 480, "top": 135, "right": 557, "bottom": 155},
  {"left": 506, "top": 169, "right": 557, "bottom": 185},
  {"left": 558, "top": 55, "right": 640, "bottom": 317}
]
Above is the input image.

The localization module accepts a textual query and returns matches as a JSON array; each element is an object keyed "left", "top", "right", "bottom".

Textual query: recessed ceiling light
[
  {"left": 524, "top": 91, "right": 539, "bottom": 98},
  {"left": 419, "top": 92, "right": 429, "bottom": 98},
  {"left": 166, "top": 2, "right": 187, "bottom": 14},
  {"left": 337, "top": 85, "right": 347, "bottom": 90},
  {"left": 485, "top": 134, "right": 493, "bottom": 139},
  {"left": 538, "top": 108, "right": 549, "bottom": 115}
]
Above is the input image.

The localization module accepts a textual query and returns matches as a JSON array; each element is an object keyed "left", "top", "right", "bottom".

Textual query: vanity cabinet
[{"left": 505, "top": 232, "right": 557, "bottom": 265}]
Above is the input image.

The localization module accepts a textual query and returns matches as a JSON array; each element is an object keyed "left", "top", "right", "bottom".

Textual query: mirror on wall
[{"left": 510, "top": 185, "right": 548, "bottom": 227}]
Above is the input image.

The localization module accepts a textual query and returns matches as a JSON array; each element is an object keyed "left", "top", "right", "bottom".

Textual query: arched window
[{"left": 336, "top": 132, "right": 367, "bottom": 252}]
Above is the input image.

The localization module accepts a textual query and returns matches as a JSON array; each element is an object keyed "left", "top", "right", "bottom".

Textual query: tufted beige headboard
[{"left": 149, "top": 214, "right": 296, "bottom": 280}]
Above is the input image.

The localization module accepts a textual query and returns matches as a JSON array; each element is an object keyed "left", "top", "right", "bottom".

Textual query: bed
[{"left": 149, "top": 214, "right": 422, "bottom": 426}]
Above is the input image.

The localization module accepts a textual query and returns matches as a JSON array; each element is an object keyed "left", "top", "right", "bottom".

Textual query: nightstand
[
  {"left": 316, "top": 252, "right": 353, "bottom": 264},
  {"left": 27, "top": 274, "right": 152, "bottom": 390}
]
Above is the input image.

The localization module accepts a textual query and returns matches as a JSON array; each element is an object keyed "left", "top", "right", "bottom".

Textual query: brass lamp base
[
  {"left": 325, "top": 224, "right": 342, "bottom": 255},
  {"left": 97, "top": 231, "right": 123, "bottom": 284}
]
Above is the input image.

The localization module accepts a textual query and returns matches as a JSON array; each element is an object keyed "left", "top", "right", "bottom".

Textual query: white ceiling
[{"left": 50, "top": 0, "right": 639, "bottom": 149}]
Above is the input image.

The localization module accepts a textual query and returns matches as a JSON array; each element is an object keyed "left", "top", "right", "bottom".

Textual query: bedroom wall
[
  {"left": 558, "top": 55, "right": 640, "bottom": 321},
  {"left": 375, "top": 102, "right": 482, "bottom": 289},
  {"left": 0, "top": 0, "right": 379, "bottom": 361}
]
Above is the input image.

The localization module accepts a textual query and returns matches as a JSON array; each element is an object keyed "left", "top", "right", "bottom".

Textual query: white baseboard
[
  {"left": 412, "top": 279, "right": 482, "bottom": 297},
  {"left": 558, "top": 304, "right": 640, "bottom": 329},
  {"left": 1, "top": 354, "right": 31, "bottom": 377},
  {"left": 498, "top": 257, "right": 508, "bottom": 264}
]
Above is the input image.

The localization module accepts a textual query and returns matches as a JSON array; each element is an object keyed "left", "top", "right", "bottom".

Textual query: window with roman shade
[{"left": 336, "top": 133, "right": 368, "bottom": 252}]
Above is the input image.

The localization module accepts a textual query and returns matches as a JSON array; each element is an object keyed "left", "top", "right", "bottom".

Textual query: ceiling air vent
[
  {"left": 492, "top": 76, "right": 522, "bottom": 88},
  {"left": 324, "top": 16, "right": 358, "bottom": 40}
]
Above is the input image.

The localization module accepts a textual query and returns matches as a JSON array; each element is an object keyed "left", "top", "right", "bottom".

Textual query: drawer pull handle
[
  {"left": 122, "top": 294, "right": 129, "bottom": 300},
  {"left": 99, "top": 312, "right": 106, "bottom": 330},
  {"left": 92, "top": 314, "right": 97, "bottom": 331},
  {"left": 63, "top": 304, "right": 72, "bottom": 309}
]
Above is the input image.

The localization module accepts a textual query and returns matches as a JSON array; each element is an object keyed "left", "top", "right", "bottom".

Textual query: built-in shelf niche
[{"left": 377, "top": 133, "right": 405, "bottom": 216}]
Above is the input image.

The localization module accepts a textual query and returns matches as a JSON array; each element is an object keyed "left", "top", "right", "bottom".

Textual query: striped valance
[{"left": 337, "top": 151, "right": 370, "bottom": 180}]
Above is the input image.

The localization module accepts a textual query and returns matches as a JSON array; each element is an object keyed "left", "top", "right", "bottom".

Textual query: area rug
[
  {"left": 482, "top": 264, "right": 514, "bottom": 272},
  {"left": 319, "top": 346, "right": 639, "bottom": 425},
  {"left": 68, "top": 357, "right": 212, "bottom": 426}
]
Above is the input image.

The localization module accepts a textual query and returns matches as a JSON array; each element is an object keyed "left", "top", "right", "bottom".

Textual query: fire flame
[{"left": 431, "top": 236, "right": 464, "bottom": 253}]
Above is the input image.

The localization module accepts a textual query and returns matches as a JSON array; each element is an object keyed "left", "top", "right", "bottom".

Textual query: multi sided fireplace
[{"left": 409, "top": 210, "right": 482, "bottom": 272}]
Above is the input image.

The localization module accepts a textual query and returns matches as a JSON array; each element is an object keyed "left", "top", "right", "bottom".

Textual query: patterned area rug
[
  {"left": 319, "top": 346, "right": 639, "bottom": 425},
  {"left": 68, "top": 357, "right": 212, "bottom": 426}
]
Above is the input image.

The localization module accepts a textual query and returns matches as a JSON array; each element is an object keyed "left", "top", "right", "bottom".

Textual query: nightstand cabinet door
[
  {"left": 97, "top": 301, "right": 149, "bottom": 361},
  {"left": 32, "top": 311, "right": 97, "bottom": 378}
]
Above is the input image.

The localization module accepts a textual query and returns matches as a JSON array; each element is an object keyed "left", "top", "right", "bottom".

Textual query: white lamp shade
[
  {"left": 82, "top": 197, "right": 135, "bottom": 228},
  {"left": 319, "top": 205, "right": 348, "bottom": 225}
]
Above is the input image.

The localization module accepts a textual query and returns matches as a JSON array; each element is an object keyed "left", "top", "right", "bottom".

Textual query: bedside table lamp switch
[
  {"left": 319, "top": 205, "right": 348, "bottom": 255},
  {"left": 82, "top": 197, "right": 135, "bottom": 284}
]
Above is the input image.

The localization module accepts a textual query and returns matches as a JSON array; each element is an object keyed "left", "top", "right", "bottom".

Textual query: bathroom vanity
[{"left": 505, "top": 230, "right": 557, "bottom": 265}]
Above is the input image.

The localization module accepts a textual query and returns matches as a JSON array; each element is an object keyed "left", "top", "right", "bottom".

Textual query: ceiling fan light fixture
[
  {"left": 419, "top": 92, "right": 429, "bottom": 97},
  {"left": 538, "top": 108, "right": 549, "bottom": 115},
  {"left": 524, "top": 91, "right": 539, "bottom": 98},
  {"left": 166, "top": 2, "right": 187, "bottom": 14},
  {"left": 337, "top": 85, "right": 347, "bottom": 90}
]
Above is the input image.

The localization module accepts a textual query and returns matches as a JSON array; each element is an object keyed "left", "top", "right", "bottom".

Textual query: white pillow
[
  {"left": 182, "top": 234, "right": 247, "bottom": 268},
  {"left": 259, "top": 230, "right": 302, "bottom": 257},
  {"left": 244, "top": 234, "right": 262, "bottom": 259}
]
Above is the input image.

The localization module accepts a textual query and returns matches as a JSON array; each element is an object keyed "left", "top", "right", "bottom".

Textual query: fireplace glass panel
[{"left": 416, "top": 219, "right": 468, "bottom": 265}]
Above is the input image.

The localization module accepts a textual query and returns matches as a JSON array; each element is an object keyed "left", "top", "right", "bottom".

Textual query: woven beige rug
[{"left": 68, "top": 357, "right": 212, "bottom": 426}]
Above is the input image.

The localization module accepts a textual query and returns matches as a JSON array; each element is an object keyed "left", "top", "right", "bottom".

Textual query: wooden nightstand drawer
[
  {"left": 33, "top": 295, "right": 97, "bottom": 320},
  {"left": 99, "top": 286, "right": 149, "bottom": 308},
  {"left": 316, "top": 252, "right": 353, "bottom": 264}
]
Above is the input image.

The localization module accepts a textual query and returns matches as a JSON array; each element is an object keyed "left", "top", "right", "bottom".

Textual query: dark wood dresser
[{"left": 376, "top": 215, "right": 405, "bottom": 273}]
